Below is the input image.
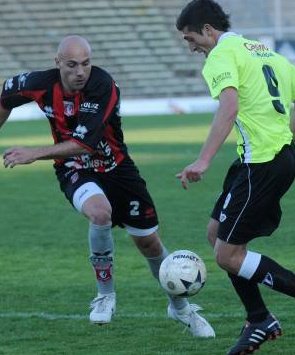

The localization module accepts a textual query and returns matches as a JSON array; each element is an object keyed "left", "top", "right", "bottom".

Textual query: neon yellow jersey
[{"left": 202, "top": 34, "right": 295, "bottom": 163}]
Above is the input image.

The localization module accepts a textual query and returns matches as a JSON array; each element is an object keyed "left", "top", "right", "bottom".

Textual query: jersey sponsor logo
[
  {"left": 244, "top": 42, "right": 274, "bottom": 58},
  {"left": 4, "top": 78, "right": 13, "bottom": 91},
  {"left": 65, "top": 154, "right": 117, "bottom": 172},
  {"left": 244, "top": 42, "right": 269, "bottom": 52},
  {"left": 97, "top": 140, "right": 112, "bottom": 156},
  {"left": 43, "top": 105, "right": 54, "bottom": 118},
  {"left": 212, "top": 72, "right": 232, "bottom": 89},
  {"left": 79, "top": 102, "right": 100, "bottom": 113},
  {"left": 63, "top": 101, "right": 74, "bottom": 116},
  {"left": 73, "top": 124, "right": 88, "bottom": 139}
]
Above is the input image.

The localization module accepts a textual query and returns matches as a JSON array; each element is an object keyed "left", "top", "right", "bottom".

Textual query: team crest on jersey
[{"left": 63, "top": 101, "right": 74, "bottom": 116}]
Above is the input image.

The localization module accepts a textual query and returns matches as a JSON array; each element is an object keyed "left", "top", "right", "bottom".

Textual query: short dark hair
[{"left": 176, "top": 0, "right": 231, "bottom": 33}]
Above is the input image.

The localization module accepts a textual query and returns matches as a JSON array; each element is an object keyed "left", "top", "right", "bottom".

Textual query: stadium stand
[{"left": 0, "top": 0, "right": 294, "bottom": 99}]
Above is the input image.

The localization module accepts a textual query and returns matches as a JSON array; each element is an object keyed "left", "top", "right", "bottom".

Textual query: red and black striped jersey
[{"left": 1, "top": 66, "right": 128, "bottom": 173}]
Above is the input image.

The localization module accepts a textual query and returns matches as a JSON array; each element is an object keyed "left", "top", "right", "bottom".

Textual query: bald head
[
  {"left": 55, "top": 35, "right": 92, "bottom": 94},
  {"left": 57, "top": 35, "right": 92, "bottom": 59}
]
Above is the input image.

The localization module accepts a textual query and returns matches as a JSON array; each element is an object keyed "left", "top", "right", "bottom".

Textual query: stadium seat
[{"left": 0, "top": 0, "right": 293, "bottom": 98}]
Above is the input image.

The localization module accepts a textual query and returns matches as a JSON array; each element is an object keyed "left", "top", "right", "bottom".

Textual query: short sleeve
[
  {"left": 1, "top": 73, "right": 34, "bottom": 109},
  {"left": 202, "top": 50, "right": 239, "bottom": 99}
]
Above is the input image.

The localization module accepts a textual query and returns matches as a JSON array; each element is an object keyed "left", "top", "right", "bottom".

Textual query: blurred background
[
  {"left": 1, "top": 0, "right": 295, "bottom": 116},
  {"left": 2, "top": 4, "right": 295, "bottom": 354}
]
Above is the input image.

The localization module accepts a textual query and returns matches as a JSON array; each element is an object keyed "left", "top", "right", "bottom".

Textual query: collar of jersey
[{"left": 217, "top": 31, "right": 240, "bottom": 44}]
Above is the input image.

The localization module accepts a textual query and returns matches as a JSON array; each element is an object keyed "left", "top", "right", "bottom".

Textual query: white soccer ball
[{"left": 159, "top": 250, "right": 207, "bottom": 297}]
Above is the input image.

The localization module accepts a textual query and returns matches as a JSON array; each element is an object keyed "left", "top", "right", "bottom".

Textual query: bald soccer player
[{"left": 0, "top": 35, "right": 215, "bottom": 337}]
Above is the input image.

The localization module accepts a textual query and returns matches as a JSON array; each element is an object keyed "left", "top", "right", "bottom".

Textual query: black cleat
[{"left": 227, "top": 314, "right": 282, "bottom": 355}]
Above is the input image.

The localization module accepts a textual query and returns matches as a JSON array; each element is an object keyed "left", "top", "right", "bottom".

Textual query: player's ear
[{"left": 203, "top": 24, "right": 213, "bottom": 36}]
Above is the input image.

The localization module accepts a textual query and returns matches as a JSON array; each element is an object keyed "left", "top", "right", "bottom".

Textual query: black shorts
[
  {"left": 211, "top": 144, "right": 295, "bottom": 245},
  {"left": 55, "top": 157, "right": 159, "bottom": 230}
]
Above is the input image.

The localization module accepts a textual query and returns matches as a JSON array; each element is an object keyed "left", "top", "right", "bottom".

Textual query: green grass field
[{"left": 0, "top": 114, "right": 294, "bottom": 355}]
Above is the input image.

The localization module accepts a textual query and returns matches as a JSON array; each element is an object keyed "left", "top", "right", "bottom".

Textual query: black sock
[
  {"left": 228, "top": 273, "right": 269, "bottom": 323},
  {"left": 251, "top": 255, "right": 295, "bottom": 297}
]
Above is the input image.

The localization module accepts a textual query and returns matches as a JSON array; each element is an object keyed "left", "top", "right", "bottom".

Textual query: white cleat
[
  {"left": 89, "top": 292, "right": 116, "bottom": 324},
  {"left": 168, "top": 303, "right": 215, "bottom": 338}
]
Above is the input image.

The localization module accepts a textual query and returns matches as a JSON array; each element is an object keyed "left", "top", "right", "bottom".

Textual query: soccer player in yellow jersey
[{"left": 176, "top": 0, "right": 295, "bottom": 354}]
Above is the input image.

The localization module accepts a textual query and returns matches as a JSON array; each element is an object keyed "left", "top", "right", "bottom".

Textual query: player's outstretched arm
[
  {"left": 176, "top": 87, "right": 238, "bottom": 189},
  {"left": 3, "top": 140, "right": 89, "bottom": 168}
]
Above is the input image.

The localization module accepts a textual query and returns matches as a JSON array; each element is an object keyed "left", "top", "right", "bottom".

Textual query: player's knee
[
  {"left": 215, "top": 251, "right": 228, "bottom": 270},
  {"left": 84, "top": 203, "right": 112, "bottom": 225},
  {"left": 215, "top": 250, "right": 239, "bottom": 274},
  {"left": 88, "top": 209, "right": 112, "bottom": 225},
  {"left": 134, "top": 233, "right": 162, "bottom": 257}
]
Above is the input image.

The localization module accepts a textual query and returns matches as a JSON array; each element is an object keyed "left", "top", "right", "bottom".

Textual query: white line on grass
[
  {"left": 0, "top": 311, "right": 290, "bottom": 321},
  {"left": 0, "top": 312, "right": 88, "bottom": 320},
  {"left": 0, "top": 312, "right": 165, "bottom": 320}
]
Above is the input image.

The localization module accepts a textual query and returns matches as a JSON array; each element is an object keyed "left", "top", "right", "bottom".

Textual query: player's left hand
[
  {"left": 3, "top": 147, "right": 36, "bottom": 168},
  {"left": 176, "top": 160, "right": 209, "bottom": 189}
]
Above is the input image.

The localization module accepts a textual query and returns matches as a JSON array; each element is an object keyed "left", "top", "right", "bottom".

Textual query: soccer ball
[{"left": 159, "top": 250, "right": 206, "bottom": 297}]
